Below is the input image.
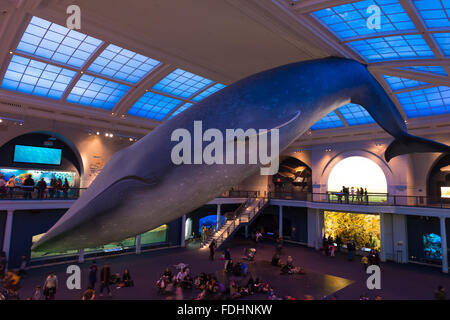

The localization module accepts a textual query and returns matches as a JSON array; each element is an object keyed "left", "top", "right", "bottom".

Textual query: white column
[
  {"left": 136, "top": 235, "right": 142, "bottom": 254},
  {"left": 216, "top": 204, "right": 221, "bottom": 231},
  {"left": 278, "top": 205, "right": 283, "bottom": 238},
  {"left": 2, "top": 210, "right": 14, "bottom": 271},
  {"left": 380, "top": 213, "right": 386, "bottom": 262},
  {"left": 181, "top": 215, "right": 186, "bottom": 247},
  {"left": 78, "top": 249, "right": 84, "bottom": 263},
  {"left": 440, "top": 217, "right": 448, "bottom": 273}
]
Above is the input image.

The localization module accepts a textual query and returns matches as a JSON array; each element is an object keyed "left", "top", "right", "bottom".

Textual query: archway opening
[{"left": 327, "top": 156, "right": 387, "bottom": 194}]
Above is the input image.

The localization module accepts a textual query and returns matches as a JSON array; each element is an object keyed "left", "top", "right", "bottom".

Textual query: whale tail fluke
[{"left": 385, "top": 133, "right": 450, "bottom": 162}]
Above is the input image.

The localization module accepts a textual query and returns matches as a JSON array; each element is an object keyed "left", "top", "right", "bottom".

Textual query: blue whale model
[{"left": 33, "top": 57, "right": 450, "bottom": 251}]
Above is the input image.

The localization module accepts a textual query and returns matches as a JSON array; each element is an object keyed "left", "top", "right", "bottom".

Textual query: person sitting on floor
[
  {"left": 118, "top": 269, "right": 133, "bottom": 287},
  {"left": 271, "top": 253, "right": 282, "bottom": 267}
]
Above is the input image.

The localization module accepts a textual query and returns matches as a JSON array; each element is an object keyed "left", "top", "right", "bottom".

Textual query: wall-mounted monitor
[
  {"left": 13, "top": 145, "right": 62, "bottom": 165},
  {"left": 441, "top": 187, "right": 450, "bottom": 199}
]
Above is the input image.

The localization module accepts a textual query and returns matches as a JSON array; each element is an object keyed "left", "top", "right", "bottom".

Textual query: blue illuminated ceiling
[
  {"left": 304, "top": 0, "right": 450, "bottom": 129},
  {"left": 128, "top": 91, "right": 183, "bottom": 121},
  {"left": 312, "top": 0, "right": 415, "bottom": 40},
  {"left": 1, "top": 55, "right": 77, "bottom": 100},
  {"left": 311, "top": 111, "right": 345, "bottom": 130},
  {"left": 383, "top": 75, "right": 429, "bottom": 91},
  {"left": 396, "top": 86, "right": 450, "bottom": 118},
  {"left": 398, "top": 66, "right": 447, "bottom": 76},
  {"left": 0, "top": 16, "right": 227, "bottom": 122}
]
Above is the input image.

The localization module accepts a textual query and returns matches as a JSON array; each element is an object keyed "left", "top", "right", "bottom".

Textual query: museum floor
[{"left": 16, "top": 239, "right": 450, "bottom": 300}]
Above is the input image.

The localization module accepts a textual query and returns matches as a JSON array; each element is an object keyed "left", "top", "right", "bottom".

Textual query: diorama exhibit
[{"left": 1, "top": 0, "right": 450, "bottom": 311}]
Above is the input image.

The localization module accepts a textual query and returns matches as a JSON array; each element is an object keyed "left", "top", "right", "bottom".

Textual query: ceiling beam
[
  {"left": 60, "top": 42, "right": 109, "bottom": 101},
  {"left": 292, "top": 0, "right": 355, "bottom": 14},
  {"left": 370, "top": 66, "right": 450, "bottom": 87},
  {"left": 112, "top": 64, "right": 176, "bottom": 117},
  {"left": 334, "top": 109, "right": 349, "bottom": 127},
  {"left": 369, "top": 58, "right": 450, "bottom": 68}
]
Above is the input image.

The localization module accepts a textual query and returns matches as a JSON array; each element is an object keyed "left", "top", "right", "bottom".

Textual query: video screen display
[
  {"left": 441, "top": 187, "right": 450, "bottom": 199},
  {"left": 0, "top": 168, "right": 76, "bottom": 187},
  {"left": 13, "top": 145, "right": 62, "bottom": 165},
  {"left": 423, "top": 233, "right": 442, "bottom": 260}
]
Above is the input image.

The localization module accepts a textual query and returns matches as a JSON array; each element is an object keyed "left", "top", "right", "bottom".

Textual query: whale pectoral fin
[{"left": 385, "top": 133, "right": 450, "bottom": 162}]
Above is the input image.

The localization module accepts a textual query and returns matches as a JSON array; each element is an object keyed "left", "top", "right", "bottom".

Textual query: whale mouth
[{"left": 32, "top": 175, "right": 160, "bottom": 252}]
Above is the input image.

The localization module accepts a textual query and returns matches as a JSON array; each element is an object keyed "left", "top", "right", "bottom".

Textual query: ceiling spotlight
[
  {"left": 110, "top": 134, "right": 114, "bottom": 138},
  {"left": 129, "top": 138, "right": 133, "bottom": 142},
  {"left": 9, "top": 51, "right": 13, "bottom": 54},
  {"left": 0, "top": 119, "right": 3, "bottom": 123},
  {"left": 96, "top": 131, "right": 100, "bottom": 135},
  {"left": 105, "top": 133, "right": 109, "bottom": 137}
]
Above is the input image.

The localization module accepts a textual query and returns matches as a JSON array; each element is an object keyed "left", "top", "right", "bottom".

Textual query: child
[{"left": 361, "top": 255, "right": 369, "bottom": 271}]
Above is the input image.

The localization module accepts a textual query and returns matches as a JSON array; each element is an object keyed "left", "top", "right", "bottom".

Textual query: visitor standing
[
  {"left": 88, "top": 261, "right": 98, "bottom": 289},
  {"left": 99, "top": 263, "right": 112, "bottom": 297},
  {"left": 43, "top": 272, "right": 58, "bottom": 300},
  {"left": 6, "top": 175, "right": 15, "bottom": 198},
  {"left": 224, "top": 248, "right": 231, "bottom": 271},
  {"left": 336, "top": 235, "right": 342, "bottom": 253},
  {"left": 23, "top": 174, "right": 35, "bottom": 200},
  {"left": 209, "top": 239, "right": 216, "bottom": 261}
]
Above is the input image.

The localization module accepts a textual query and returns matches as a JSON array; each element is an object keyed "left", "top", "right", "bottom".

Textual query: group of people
[
  {"left": 336, "top": 186, "right": 369, "bottom": 204},
  {"left": 0, "top": 174, "right": 71, "bottom": 200},
  {"left": 156, "top": 262, "right": 278, "bottom": 300},
  {"left": 322, "top": 235, "right": 343, "bottom": 257},
  {"left": 361, "top": 249, "right": 381, "bottom": 270},
  {"left": 0, "top": 258, "right": 133, "bottom": 300}
]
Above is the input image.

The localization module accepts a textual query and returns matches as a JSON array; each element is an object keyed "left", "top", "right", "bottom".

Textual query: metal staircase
[{"left": 201, "top": 197, "right": 268, "bottom": 249}]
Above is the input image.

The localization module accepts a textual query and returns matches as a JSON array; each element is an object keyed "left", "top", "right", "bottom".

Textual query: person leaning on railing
[
  {"left": 22, "top": 174, "right": 35, "bottom": 200},
  {"left": 5, "top": 175, "right": 15, "bottom": 199}
]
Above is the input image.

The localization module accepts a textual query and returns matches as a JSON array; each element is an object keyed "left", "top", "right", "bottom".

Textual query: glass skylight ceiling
[
  {"left": 128, "top": 92, "right": 183, "bottom": 120},
  {"left": 383, "top": 75, "right": 429, "bottom": 91},
  {"left": 396, "top": 86, "right": 450, "bottom": 117},
  {"left": 398, "top": 66, "right": 447, "bottom": 76},
  {"left": 347, "top": 34, "right": 434, "bottom": 61},
  {"left": 311, "top": 111, "right": 345, "bottom": 130},
  {"left": 413, "top": 0, "right": 450, "bottom": 29},
  {"left": 66, "top": 74, "right": 130, "bottom": 110},
  {"left": 338, "top": 104, "right": 375, "bottom": 125},
  {"left": 192, "top": 83, "right": 226, "bottom": 102},
  {"left": 153, "top": 68, "right": 214, "bottom": 99},
  {"left": 88, "top": 44, "right": 160, "bottom": 83},
  {"left": 433, "top": 33, "right": 450, "bottom": 56},
  {"left": 1, "top": 55, "right": 76, "bottom": 99},
  {"left": 312, "top": 0, "right": 415, "bottom": 40},
  {"left": 17, "top": 17, "right": 103, "bottom": 68},
  {"left": 306, "top": 0, "right": 450, "bottom": 127},
  {"left": 170, "top": 103, "right": 194, "bottom": 118},
  {"left": 0, "top": 16, "right": 228, "bottom": 120}
]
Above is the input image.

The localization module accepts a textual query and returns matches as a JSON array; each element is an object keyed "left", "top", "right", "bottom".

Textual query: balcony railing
[
  {"left": 269, "top": 191, "right": 450, "bottom": 209},
  {"left": 0, "top": 187, "right": 87, "bottom": 201}
]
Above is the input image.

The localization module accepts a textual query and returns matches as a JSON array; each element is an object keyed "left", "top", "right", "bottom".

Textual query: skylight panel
[
  {"left": 16, "top": 16, "right": 103, "bottom": 68},
  {"left": 128, "top": 92, "right": 183, "bottom": 120},
  {"left": 433, "top": 33, "right": 450, "bottom": 56},
  {"left": 310, "top": 111, "right": 345, "bottom": 130},
  {"left": 413, "top": 0, "right": 450, "bottom": 29},
  {"left": 153, "top": 69, "right": 213, "bottom": 99},
  {"left": 396, "top": 86, "right": 450, "bottom": 118},
  {"left": 169, "top": 103, "right": 194, "bottom": 118},
  {"left": 66, "top": 74, "right": 130, "bottom": 110},
  {"left": 398, "top": 65, "right": 447, "bottom": 76},
  {"left": 192, "top": 83, "right": 226, "bottom": 102},
  {"left": 312, "top": 0, "right": 416, "bottom": 40},
  {"left": 347, "top": 34, "right": 434, "bottom": 61},
  {"left": 1, "top": 55, "right": 76, "bottom": 99},
  {"left": 383, "top": 75, "right": 429, "bottom": 91},
  {"left": 88, "top": 44, "right": 161, "bottom": 83},
  {"left": 338, "top": 103, "right": 375, "bottom": 125}
]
